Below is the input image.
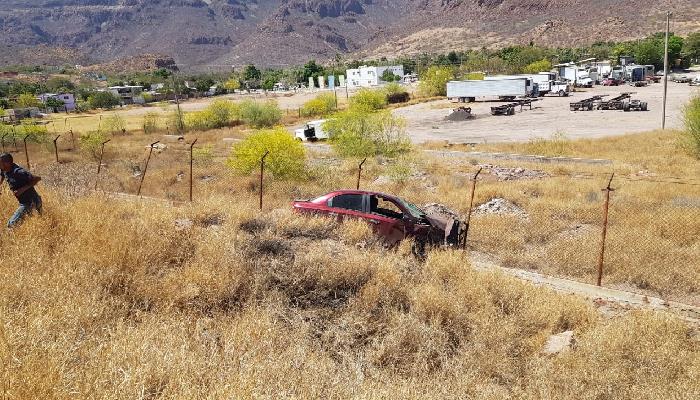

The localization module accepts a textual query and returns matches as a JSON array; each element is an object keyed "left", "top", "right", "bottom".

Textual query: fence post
[
  {"left": 462, "top": 167, "right": 482, "bottom": 249},
  {"left": 189, "top": 138, "right": 198, "bottom": 202},
  {"left": 356, "top": 157, "right": 367, "bottom": 190},
  {"left": 94, "top": 139, "right": 110, "bottom": 190},
  {"left": 23, "top": 135, "right": 31, "bottom": 170},
  {"left": 11, "top": 126, "right": 17, "bottom": 151},
  {"left": 596, "top": 173, "right": 615, "bottom": 286},
  {"left": 1, "top": 133, "right": 8, "bottom": 153},
  {"left": 259, "top": 150, "right": 270, "bottom": 211},
  {"left": 137, "top": 141, "right": 159, "bottom": 196},
  {"left": 53, "top": 135, "right": 61, "bottom": 163},
  {"left": 69, "top": 129, "right": 75, "bottom": 150}
]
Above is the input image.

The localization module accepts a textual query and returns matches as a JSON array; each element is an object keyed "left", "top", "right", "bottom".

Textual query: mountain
[{"left": 0, "top": 0, "right": 697, "bottom": 70}]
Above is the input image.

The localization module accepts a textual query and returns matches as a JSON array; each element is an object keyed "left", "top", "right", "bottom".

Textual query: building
[
  {"left": 38, "top": 93, "right": 76, "bottom": 112},
  {"left": 108, "top": 85, "right": 145, "bottom": 104},
  {"left": 345, "top": 65, "right": 405, "bottom": 88}
]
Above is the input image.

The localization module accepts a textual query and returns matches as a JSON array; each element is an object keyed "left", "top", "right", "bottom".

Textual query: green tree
[
  {"left": 349, "top": 88, "right": 387, "bottom": 112},
  {"left": 324, "top": 110, "right": 411, "bottom": 158},
  {"left": 300, "top": 93, "right": 337, "bottom": 117},
  {"left": 302, "top": 60, "right": 325, "bottom": 82},
  {"left": 195, "top": 78, "right": 215, "bottom": 93},
  {"left": 44, "top": 97, "right": 65, "bottom": 111},
  {"left": 45, "top": 77, "right": 75, "bottom": 93},
  {"left": 88, "top": 92, "right": 121, "bottom": 109},
  {"left": 682, "top": 32, "right": 700, "bottom": 63},
  {"left": 523, "top": 59, "right": 553, "bottom": 74},
  {"left": 417, "top": 66, "right": 454, "bottom": 97},
  {"left": 635, "top": 39, "right": 663, "bottom": 69},
  {"left": 239, "top": 100, "right": 282, "bottom": 128},
  {"left": 243, "top": 64, "right": 261, "bottom": 81},
  {"left": 227, "top": 127, "right": 306, "bottom": 179},
  {"left": 223, "top": 78, "right": 241, "bottom": 92},
  {"left": 15, "top": 93, "right": 40, "bottom": 108},
  {"left": 380, "top": 69, "right": 400, "bottom": 82}
]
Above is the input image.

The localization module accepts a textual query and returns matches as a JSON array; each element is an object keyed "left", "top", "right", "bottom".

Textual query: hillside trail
[{"left": 470, "top": 251, "right": 700, "bottom": 328}]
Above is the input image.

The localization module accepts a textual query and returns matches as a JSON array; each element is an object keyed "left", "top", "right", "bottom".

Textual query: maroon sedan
[{"left": 292, "top": 190, "right": 464, "bottom": 255}]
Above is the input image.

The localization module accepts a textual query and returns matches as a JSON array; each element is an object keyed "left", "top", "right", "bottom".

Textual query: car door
[
  {"left": 366, "top": 195, "right": 407, "bottom": 246},
  {"left": 326, "top": 193, "right": 366, "bottom": 222}
]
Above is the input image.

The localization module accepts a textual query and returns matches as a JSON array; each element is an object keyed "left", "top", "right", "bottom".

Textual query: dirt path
[{"left": 470, "top": 252, "right": 700, "bottom": 326}]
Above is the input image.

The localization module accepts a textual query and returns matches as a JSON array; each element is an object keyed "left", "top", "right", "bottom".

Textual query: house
[
  {"left": 108, "top": 85, "right": 145, "bottom": 104},
  {"left": 38, "top": 93, "right": 76, "bottom": 112},
  {"left": 345, "top": 65, "right": 405, "bottom": 88}
]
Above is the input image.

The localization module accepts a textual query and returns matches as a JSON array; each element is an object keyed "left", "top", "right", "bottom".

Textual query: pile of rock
[
  {"left": 479, "top": 164, "right": 549, "bottom": 181},
  {"left": 474, "top": 198, "right": 528, "bottom": 219}
]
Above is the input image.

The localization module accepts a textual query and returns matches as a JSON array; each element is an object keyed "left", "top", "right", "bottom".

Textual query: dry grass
[{"left": 0, "top": 191, "right": 697, "bottom": 398}]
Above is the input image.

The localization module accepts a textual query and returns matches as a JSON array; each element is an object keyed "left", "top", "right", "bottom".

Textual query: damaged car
[{"left": 292, "top": 190, "right": 466, "bottom": 256}]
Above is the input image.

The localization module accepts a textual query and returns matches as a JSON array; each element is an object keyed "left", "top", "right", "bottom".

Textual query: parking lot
[{"left": 394, "top": 81, "right": 699, "bottom": 144}]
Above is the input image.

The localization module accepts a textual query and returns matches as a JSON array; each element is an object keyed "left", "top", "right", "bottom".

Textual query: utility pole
[{"left": 661, "top": 11, "right": 671, "bottom": 130}]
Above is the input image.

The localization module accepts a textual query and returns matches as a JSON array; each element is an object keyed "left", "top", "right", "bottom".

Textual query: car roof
[{"left": 321, "top": 189, "right": 403, "bottom": 201}]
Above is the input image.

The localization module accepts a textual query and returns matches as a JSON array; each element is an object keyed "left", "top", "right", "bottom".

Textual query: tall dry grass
[{"left": 0, "top": 190, "right": 697, "bottom": 398}]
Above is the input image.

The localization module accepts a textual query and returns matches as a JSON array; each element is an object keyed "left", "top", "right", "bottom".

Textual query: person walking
[{"left": 0, "top": 153, "right": 42, "bottom": 228}]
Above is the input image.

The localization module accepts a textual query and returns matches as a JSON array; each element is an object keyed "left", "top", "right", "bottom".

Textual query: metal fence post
[
  {"left": 1, "top": 133, "right": 8, "bottom": 153},
  {"left": 259, "top": 150, "right": 270, "bottom": 211},
  {"left": 23, "top": 135, "right": 31, "bottom": 170},
  {"left": 356, "top": 157, "right": 367, "bottom": 190},
  {"left": 137, "top": 141, "right": 159, "bottom": 196},
  {"left": 189, "top": 138, "right": 198, "bottom": 202},
  {"left": 69, "top": 129, "right": 75, "bottom": 150},
  {"left": 597, "top": 173, "right": 615, "bottom": 286},
  {"left": 53, "top": 135, "right": 61, "bottom": 163},
  {"left": 462, "top": 168, "right": 482, "bottom": 249},
  {"left": 94, "top": 139, "right": 110, "bottom": 190},
  {"left": 11, "top": 126, "right": 17, "bottom": 151}
]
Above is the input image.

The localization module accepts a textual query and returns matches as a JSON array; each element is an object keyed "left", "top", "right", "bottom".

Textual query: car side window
[
  {"left": 329, "top": 194, "right": 364, "bottom": 212},
  {"left": 369, "top": 196, "right": 404, "bottom": 220}
]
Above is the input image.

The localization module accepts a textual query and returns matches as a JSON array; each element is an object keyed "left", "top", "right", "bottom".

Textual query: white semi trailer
[
  {"left": 484, "top": 73, "right": 569, "bottom": 96},
  {"left": 446, "top": 78, "right": 533, "bottom": 102}
]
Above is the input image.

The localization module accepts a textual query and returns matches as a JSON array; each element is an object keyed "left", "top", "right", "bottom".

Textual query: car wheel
[{"left": 559, "top": 90, "right": 565, "bottom": 97}]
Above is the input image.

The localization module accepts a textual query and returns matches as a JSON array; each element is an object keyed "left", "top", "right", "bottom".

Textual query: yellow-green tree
[
  {"left": 418, "top": 66, "right": 454, "bottom": 97},
  {"left": 523, "top": 59, "right": 553, "bottom": 74},
  {"left": 15, "top": 93, "right": 40, "bottom": 108},
  {"left": 223, "top": 78, "right": 241, "bottom": 92},
  {"left": 227, "top": 127, "right": 306, "bottom": 179}
]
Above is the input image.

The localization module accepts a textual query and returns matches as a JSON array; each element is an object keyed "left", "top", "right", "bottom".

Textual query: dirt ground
[{"left": 394, "top": 82, "right": 699, "bottom": 143}]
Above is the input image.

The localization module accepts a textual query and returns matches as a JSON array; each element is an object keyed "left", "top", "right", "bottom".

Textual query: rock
[
  {"left": 474, "top": 198, "right": 528, "bottom": 218},
  {"left": 543, "top": 330, "right": 575, "bottom": 355},
  {"left": 372, "top": 175, "right": 392, "bottom": 185},
  {"left": 174, "top": 218, "right": 193, "bottom": 231},
  {"left": 479, "top": 164, "right": 549, "bottom": 181},
  {"left": 176, "top": 171, "right": 185, "bottom": 182}
]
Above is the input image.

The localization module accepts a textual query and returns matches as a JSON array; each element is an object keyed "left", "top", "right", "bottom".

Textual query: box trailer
[{"left": 447, "top": 79, "right": 533, "bottom": 102}]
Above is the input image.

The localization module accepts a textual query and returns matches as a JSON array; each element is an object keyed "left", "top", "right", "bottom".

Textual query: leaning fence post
[
  {"left": 137, "top": 141, "right": 159, "bottom": 196},
  {"left": 462, "top": 167, "right": 482, "bottom": 249},
  {"left": 189, "top": 138, "right": 198, "bottom": 202},
  {"left": 596, "top": 173, "right": 615, "bottom": 286},
  {"left": 23, "top": 134, "right": 31, "bottom": 170},
  {"left": 1, "top": 133, "right": 8, "bottom": 153},
  {"left": 259, "top": 150, "right": 270, "bottom": 211},
  {"left": 94, "top": 139, "right": 110, "bottom": 190},
  {"left": 356, "top": 157, "right": 367, "bottom": 190},
  {"left": 53, "top": 135, "right": 61, "bottom": 163}
]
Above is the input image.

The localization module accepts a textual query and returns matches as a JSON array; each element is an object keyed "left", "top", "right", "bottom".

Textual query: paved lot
[{"left": 394, "top": 82, "right": 699, "bottom": 143}]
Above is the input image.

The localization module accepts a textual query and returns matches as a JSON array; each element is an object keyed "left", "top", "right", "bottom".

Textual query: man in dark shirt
[{"left": 0, "top": 153, "right": 42, "bottom": 228}]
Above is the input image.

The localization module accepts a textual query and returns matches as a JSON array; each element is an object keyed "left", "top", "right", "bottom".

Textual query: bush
[
  {"left": 324, "top": 110, "right": 411, "bottom": 158},
  {"left": 15, "top": 93, "right": 40, "bottom": 108},
  {"left": 142, "top": 112, "right": 160, "bottom": 134},
  {"left": 300, "top": 93, "right": 336, "bottom": 117},
  {"left": 79, "top": 130, "right": 108, "bottom": 160},
  {"left": 349, "top": 88, "right": 387, "bottom": 112},
  {"left": 239, "top": 100, "right": 282, "bottom": 128},
  {"left": 18, "top": 121, "right": 49, "bottom": 144},
  {"left": 523, "top": 59, "right": 553, "bottom": 74},
  {"left": 88, "top": 92, "right": 120, "bottom": 110},
  {"left": 680, "top": 96, "right": 700, "bottom": 158},
  {"left": 102, "top": 114, "right": 126, "bottom": 135},
  {"left": 227, "top": 127, "right": 306, "bottom": 179},
  {"left": 183, "top": 99, "right": 240, "bottom": 132},
  {"left": 418, "top": 66, "right": 454, "bottom": 97}
]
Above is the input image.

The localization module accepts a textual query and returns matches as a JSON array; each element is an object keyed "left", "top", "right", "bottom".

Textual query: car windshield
[{"left": 400, "top": 199, "right": 426, "bottom": 219}]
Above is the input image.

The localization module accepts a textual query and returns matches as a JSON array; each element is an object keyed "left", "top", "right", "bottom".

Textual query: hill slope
[{"left": 0, "top": 0, "right": 697, "bottom": 68}]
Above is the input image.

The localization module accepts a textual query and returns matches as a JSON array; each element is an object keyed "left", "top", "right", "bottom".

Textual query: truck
[
  {"left": 447, "top": 78, "right": 535, "bottom": 102},
  {"left": 294, "top": 119, "right": 329, "bottom": 141}
]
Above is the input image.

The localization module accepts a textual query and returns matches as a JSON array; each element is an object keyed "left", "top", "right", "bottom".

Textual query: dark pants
[{"left": 8, "top": 194, "right": 42, "bottom": 228}]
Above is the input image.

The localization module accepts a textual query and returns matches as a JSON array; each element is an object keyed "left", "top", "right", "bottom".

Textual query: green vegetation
[
  {"left": 142, "top": 112, "right": 160, "bottom": 134},
  {"left": 324, "top": 110, "right": 411, "bottom": 158},
  {"left": 184, "top": 99, "right": 240, "bottom": 132},
  {"left": 524, "top": 59, "right": 553, "bottom": 74},
  {"left": 380, "top": 69, "right": 401, "bottom": 82},
  {"left": 102, "top": 114, "right": 126, "bottom": 135},
  {"left": 418, "top": 66, "right": 454, "bottom": 97},
  {"left": 525, "top": 131, "right": 571, "bottom": 157},
  {"left": 300, "top": 93, "right": 337, "bottom": 117},
  {"left": 15, "top": 93, "right": 40, "bottom": 108},
  {"left": 239, "top": 100, "right": 282, "bottom": 128},
  {"left": 88, "top": 92, "right": 120, "bottom": 110},
  {"left": 78, "top": 130, "right": 108, "bottom": 160},
  {"left": 227, "top": 127, "right": 306, "bottom": 179},
  {"left": 680, "top": 96, "right": 700, "bottom": 158},
  {"left": 18, "top": 121, "right": 49, "bottom": 143},
  {"left": 349, "top": 88, "right": 388, "bottom": 112}
]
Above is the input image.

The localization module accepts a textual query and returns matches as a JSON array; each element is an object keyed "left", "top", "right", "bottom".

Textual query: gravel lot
[{"left": 394, "top": 81, "right": 699, "bottom": 144}]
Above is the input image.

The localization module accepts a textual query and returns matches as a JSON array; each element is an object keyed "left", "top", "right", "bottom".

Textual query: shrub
[
  {"left": 142, "top": 112, "right": 160, "bottom": 134},
  {"left": 88, "top": 92, "right": 120, "bottom": 110},
  {"left": 79, "top": 130, "right": 108, "bottom": 160},
  {"left": 184, "top": 99, "right": 240, "bottom": 132},
  {"left": 384, "top": 82, "right": 410, "bottom": 104},
  {"left": 349, "top": 88, "right": 387, "bottom": 112},
  {"left": 300, "top": 93, "right": 336, "bottom": 117},
  {"left": 239, "top": 100, "right": 282, "bottom": 128},
  {"left": 523, "top": 59, "right": 553, "bottom": 74},
  {"left": 680, "top": 95, "right": 700, "bottom": 158},
  {"left": 102, "top": 114, "right": 126, "bottom": 135},
  {"left": 418, "top": 66, "right": 454, "bottom": 97},
  {"left": 18, "top": 121, "right": 50, "bottom": 144},
  {"left": 324, "top": 110, "right": 411, "bottom": 158},
  {"left": 227, "top": 127, "right": 306, "bottom": 179},
  {"left": 14, "top": 93, "right": 40, "bottom": 108}
]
